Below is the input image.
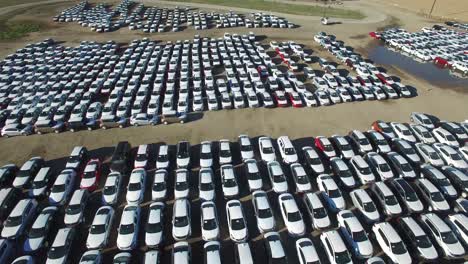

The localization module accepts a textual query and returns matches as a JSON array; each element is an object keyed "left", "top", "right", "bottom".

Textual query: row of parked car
[
  {"left": 0, "top": 113, "right": 467, "bottom": 263},
  {"left": 314, "top": 31, "right": 415, "bottom": 99},
  {"left": 370, "top": 26, "right": 468, "bottom": 75},
  {"left": 54, "top": 0, "right": 296, "bottom": 33},
  {"left": 0, "top": 31, "right": 413, "bottom": 137}
]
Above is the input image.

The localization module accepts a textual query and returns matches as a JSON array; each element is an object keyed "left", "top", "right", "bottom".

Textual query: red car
[
  {"left": 375, "top": 73, "right": 394, "bottom": 85},
  {"left": 314, "top": 136, "right": 337, "bottom": 158},
  {"left": 273, "top": 91, "right": 288, "bottom": 107},
  {"left": 288, "top": 92, "right": 303, "bottom": 108},
  {"left": 80, "top": 158, "right": 101, "bottom": 192}
]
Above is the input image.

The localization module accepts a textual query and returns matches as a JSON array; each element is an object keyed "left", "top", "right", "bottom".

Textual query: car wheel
[
  {"left": 70, "top": 128, "right": 75, "bottom": 132},
  {"left": 164, "top": 121, "right": 168, "bottom": 125},
  {"left": 54, "top": 130, "right": 59, "bottom": 134},
  {"left": 119, "top": 125, "right": 124, "bottom": 128},
  {"left": 37, "top": 131, "right": 42, "bottom": 135},
  {"left": 102, "top": 126, "right": 107, "bottom": 130},
  {"left": 3, "top": 134, "right": 9, "bottom": 138},
  {"left": 134, "top": 123, "right": 138, "bottom": 127},
  {"left": 180, "top": 120, "right": 185, "bottom": 124},
  {"left": 87, "top": 127, "right": 92, "bottom": 131}
]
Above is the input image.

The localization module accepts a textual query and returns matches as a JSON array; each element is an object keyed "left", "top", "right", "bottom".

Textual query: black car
[
  {"left": 0, "top": 164, "right": 17, "bottom": 185},
  {"left": 391, "top": 138, "right": 421, "bottom": 166},
  {"left": 0, "top": 188, "right": 21, "bottom": 221},
  {"left": 110, "top": 141, "right": 132, "bottom": 174}
]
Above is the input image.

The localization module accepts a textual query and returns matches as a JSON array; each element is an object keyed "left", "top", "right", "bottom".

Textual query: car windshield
[
  {"left": 176, "top": 180, "right": 188, "bottom": 191},
  {"left": 258, "top": 208, "right": 272, "bottom": 218},
  {"left": 52, "top": 184, "right": 65, "bottom": 193},
  {"left": 120, "top": 223, "right": 135, "bottom": 235},
  {"left": 285, "top": 148, "right": 295, "bottom": 155},
  {"left": 48, "top": 246, "right": 66, "bottom": 259},
  {"left": 135, "top": 154, "right": 146, "bottom": 162},
  {"left": 27, "top": 219, "right": 48, "bottom": 237},
  {"left": 363, "top": 201, "right": 376, "bottom": 212},
  {"left": 287, "top": 211, "right": 301, "bottom": 222},
  {"left": 379, "top": 163, "right": 391, "bottom": 172},
  {"left": 220, "top": 150, "right": 231, "bottom": 157},
  {"left": 224, "top": 178, "right": 237, "bottom": 188},
  {"left": 323, "top": 144, "right": 334, "bottom": 152},
  {"left": 66, "top": 204, "right": 81, "bottom": 215},
  {"left": 441, "top": 231, "right": 459, "bottom": 244},
  {"left": 203, "top": 219, "right": 217, "bottom": 230},
  {"left": 90, "top": 224, "right": 106, "bottom": 234},
  {"left": 391, "top": 241, "right": 407, "bottom": 255},
  {"left": 296, "top": 174, "right": 309, "bottom": 184},
  {"left": 359, "top": 166, "right": 372, "bottom": 175},
  {"left": 128, "top": 181, "right": 141, "bottom": 191},
  {"left": 263, "top": 146, "right": 274, "bottom": 154},
  {"left": 68, "top": 155, "right": 80, "bottom": 163},
  {"left": 313, "top": 207, "right": 327, "bottom": 218},
  {"left": 329, "top": 189, "right": 341, "bottom": 198},
  {"left": 32, "top": 179, "right": 47, "bottom": 189},
  {"left": 103, "top": 185, "right": 116, "bottom": 195},
  {"left": 450, "top": 154, "right": 462, "bottom": 161},
  {"left": 385, "top": 195, "right": 398, "bottom": 205},
  {"left": 81, "top": 254, "right": 98, "bottom": 262},
  {"left": 353, "top": 230, "right": 367, "bottom": 242},
  {"left": 157, "top": 154, "right": 168, "bottom": 162},
  {"left": 431, "top": 192, "right": 445, "bottom": 202},
  {"left": 84, "top": 171, "right": 95, "bottom": 179},
  {"left": 147, "top": 222, "right": 162, "bottom": 233},
  {"left": 153, "top": 181, "right": 165, "bottom": 191},
  {"left": 335, "top": 251, "right": 351, "bottom": 264},
  {"left": 174, "top": 216, "right": 188, "bottom": 227},
  {"left": 415, "top": 235, "right": 432, "bottom": 248},
  {"left": 231, "top": 218, "right": 245, "bottom": 230}
]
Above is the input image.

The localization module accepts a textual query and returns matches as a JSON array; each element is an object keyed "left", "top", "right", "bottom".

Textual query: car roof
[
  {"left": 69, "top": 189, "right": 87, "bottom": 204},
  {"left": 375, "top": 222, "right": 400, "bottom": 243},
  {"left": 70, "top": 146, "right": 84, "bottom": 156},
  {"left": 236, "top": 243, "right": 253, "bottom": 264},
  {"left": 323, "top": 230, "right": 347, "bottom": 251},
  {"left": 52, "top": 227, "right": 73, "bottom": 247},
  {"left": 400, "top": 217, "right": 426, "bottom": 236},
  {"left": 174, "top": 199, "right": 188, "bottom": 216},
  {"left": 418, "top": 178, "right": 439, "bottom": 192},
  {"left": 351, "top": 155, "right": 368, "bottom": 168},
  {"left": 264, "top": 232, "right": 285, "bottom": 258},
  {"left": 94, "top": 207, "right": 112, "bottom": 225},
  {"left": 374, "top": 182, "right": 393, "bottom": 195},
  {"left": 422, "top": 213, "right": 451, "bottom": 232},
  {"left": 202, "top": 203, "right": 216, "bottom": 219},
  {"left": 137, "top": 144, "right": 148, "bottom": 155}
]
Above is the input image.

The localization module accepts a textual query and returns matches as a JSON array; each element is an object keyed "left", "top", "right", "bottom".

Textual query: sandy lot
[{"left": 0, "top": 0, "right": 466, "bottom": 162}]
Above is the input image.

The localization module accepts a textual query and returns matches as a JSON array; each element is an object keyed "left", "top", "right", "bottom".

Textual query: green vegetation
[
  {"left": 175, "top": 0, "right": 365, "bottom": 19},
  {"left": 0, "top": 20, "right": 44, "bottom": 40}
]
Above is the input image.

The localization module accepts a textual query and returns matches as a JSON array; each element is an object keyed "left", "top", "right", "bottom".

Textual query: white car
[
  {"left": 174, "top": 169, "right": 190, "bottom": 199},
  {"left": 410, "top": 124, "right": 436, "bottom": 144},
  {"left": 199, "top": 141, "right": 213, "bottom": 168},
  {"left": 349, "top": 155, "right": 376, "bottom": 185},
  {"left": 267, "top": 161, "right": 288, "bottom": 193},
  {"left": 420, "top": 213, "right": 465, "bottom": 259},
  {"left": 295, "top": 238, "right": 320, "bottom": 264},
  {"left": 117, "top": 205, "right": 140, "bottom": 250},
  {"left": 367, "top": 130, "right": 391, "bottom": 153},
  {"left": 226, "top": 200, "right": 248, "bottom": 242},
  {"left": 176, "top": 141, "right": 191, "bottom": 168},
  {"left": 371, "top": 181, "right": 402, "bottom": 217},
  {"left": 372, "top": 222, "right": 412, "bottom": 263},
  {"left": 289, "top": 163, "right": 312, "bottom": 192},
  {"left": 303, "top": 192, "right": 331, "bottom": 230},
  {"left": 79, "top": 250, "right": 101, "bottom": 264},
  {"left": 277, "top": 136, "right": 298, "bottom": 164},
  {"left": 152, "top": 169, "right": 167, "bottom": 201},
  {"left": 258, "top": 136, "right": 276, "bottom": 162},
  {"left": 320, "top": 230, "right": 353, "bottom": 264},
  {"left": 204, "top": 241, "right": 221, "bottom": 263},
  {"left": 415, "top": 143, "right": 444, "bottom": 167},
  {"left": 433, "top": 143, "right": 467, "bottom": 170},
  {"left": 199, "top": 168, "right": 215, "bottom": 201},
  {"left": 218, "top": 139, "right": 232, "bottom": 164},
  {"left": 13, "top": 156, "right": 43, "bottom": 188},
  {"left": 145, "top": 202, "right": 164, "bottom": 248},
  {"left": 126, "top": 168, "right": 146, "bottom": 205},
  {"left": 243, "top": 159, "right": 263, "bottom": 191},
  {"left": 263, "top": 232, "right": 287, "bottom": 263},
  {"left": 221, "top": 164, "right": 239, "bottom": 199},
  {"left": 86, "top": 206, "right": 114, "bottom": 249},
  {"left": 415, "top": 178, "right": 450, "bottom": 212},
  {"left": 23, "top": 206, "right": 57, "bottom": 253},
  {"left": 200, "top": 201, "right": 219, "bottom": 241},
  {"left": 390, "top": 122, "right": 417, "bottom": 143},
  {"left": 350, "top": 189, "right": 380, "bottom": 223},
  {"left": 49, "top": 169, "right": 76, "bottom": 205},
  {"left": 172, "top": 241, "right": 190, "bottom": 264},
  {"left": 398, "top": 216, "right": 438, "bottom": 261},
  {"left": 29, "top": 167, "right": 52, "bottom": 197},
  {"left": 278, "top": 193, "right": 305, "bottom": 236},
  {"left": 446, "top": 214, "right": 468, "bottom": 248},
  {"left": 172, "top": 199, "right": 191, "bottom": 241},
  {"left": 46, "top": 227, "right": 75, "bottom": 264},
  {"left": 386, "top": 152, "right": 417, "bottom": 179},
  {"left": 337, "top": 210, "right": 373, "bottom": 259},
  {"left": 432, "top": 127, "right": 460, "bottom": 147},
  {"left": 113, "top": 252, "right": 131, "bottom": 263},
  {"left": 365, "top": 152, "right": 394, "bottom": 180},
  {"left": 420, "top": 164, "right": 458, "bottom": 199},
  {"left": 134, "top": 144, "right": 149, "bottom": 168},
  {"left": 317, "top": 174, "right": 346, "bottom": 211},
  {"left": 252, "top": 191, "right": 275, "bottom": 233},
  {"left": 155, "top": 144, "right": 169, "bottom": 169},
  {"left": 64, "top": 189, "right": 88, "bottom": 226},
  {"left": 238, "top": 135, "right": 254, "bottom": 160},
  {"left": 302, "top": 146, "right": 325, "bottom": 175},
  {"left": 102, "top": 172, "right": 121, "bottom": 205}
]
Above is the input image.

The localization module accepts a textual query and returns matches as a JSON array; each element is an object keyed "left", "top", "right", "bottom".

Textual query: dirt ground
[{"left": 0, "top": 0, "right": 466, "bottom": 165}]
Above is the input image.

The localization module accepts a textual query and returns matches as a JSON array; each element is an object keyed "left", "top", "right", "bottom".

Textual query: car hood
[
  {"left": 156, "top": 161, "right": 169, "bottom": 169},
  {"left": 152, "top": 190, "right": 166, "bottom": 201},
  {"left": 199, "top": 190, "right": 215, "bottom": 201},
  {"left": 230, "top": 228, "right": 247, "bottom": 241},
  {"left": 272, "top": 181, "right": 288, "bottom": 193},
  {"left": 248, "top": 179, "right": 262, "bottom": 191},
  {"left": 24, "top": 236, "right": 45, "bottom": 252},
  {"left": 103, "top": 193, "right": 117, "bottom": 204},
  {"left": 64, "top": 212, "right": 81, "bottom": 225},
  {"left": 357, "top": 240, "right": 373, "bottom": 257},
  {"left": 177, "top": 158, "right": 190, "bottom": 168},
  {"left": 223, "top": 186, "right": 239, "bottom": 197},
  {"left": 12, "top": 176, "right": 29, "bottom": 188},
  {"left": 80, "top": 178, "right": 95, "bottom": 188},
  {"left": 126, "top": 190, "right": 142, "bottom": 204},
  {"left": 258, "top": 217, "right": 275, "bottom": 232},
  {"left": 65, "top": 161, "right": 80, "bottom": 170},
  {"left": 46, "top": 257, "right": 67, "bottom": 264},
  {"left": 263, "top": 154, "right": 276, "bottom": 162},
  {"left": 314, "top": 216, "right": 331, "bottom": 229},
  {"left": 241, "top": 151, "right": 254, "bottom": 160},
  {"left": 174, "top": 189, "right": 189, "bottom": 199},
  {"left": 145, "top": 232, "right": 163, "bottom": 246},
  {"left": 87, "top": 233, "right": 106, "bottom": 249},
  {"left": 445, "top": 242, "right": 465, "bottom": 258},
  {"left": 1, "top": 225, "right": 20, "bottom": 238},
  {"left": 419, "top": 245, "right": 439, "bottom": 260},
  {"left": 173, "top": 225, "right": 190, "bottom": 240},
  {"left": 49, "top": 192, "right": 66, "bottom": 205},
  {"left": 200, "top": 159, "right": 213, "bottom": 168},
  {"left": 117, "top": 233, "right": 135, "bottom": 249},
  {"left": 287, "top": 221, "right": 305, "bottom": 236}
]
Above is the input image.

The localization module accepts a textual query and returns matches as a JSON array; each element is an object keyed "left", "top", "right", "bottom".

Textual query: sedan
[
  {"left": 201, "top": 201, "right": 219, "bottom": 241},
  {"left": 278, "top": 193, "right": 305, "bottom": 236},
  {"left": 86, "top": 206, "right": 114, "bottom": 249},
  {"left": 145, "top": 202, "right": 164, "bottom": 248},
  {"left": 23, "top": 206, "right": 58, "bottom": 253},
  {"left": 80, "top": 159, "right": 101, "bottom": 192},
  {"left": 102, "top": 172, "right": 121, "bottom": 205},
  {"left": 126, "top": 168, "right": 146, "bottom": 205},
  {"left": 252, "top": 191, "right": 275, "bottom": 233},
  {"left": 226, "top": 200, "right": 248, "bottom": 242},
  {"left": 267, "top": 161, "right": 288, "bottom": 193},
  {"left": 337, "top": 210, "right": 373, "bottom": 259},
  {"left": 117, "top": 205, "right": 140, "bottom": 250}
]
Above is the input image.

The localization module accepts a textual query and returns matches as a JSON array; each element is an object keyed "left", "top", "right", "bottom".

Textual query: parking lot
[{"left": 1, "top": 112, "right": 468, "bottom": 263}]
